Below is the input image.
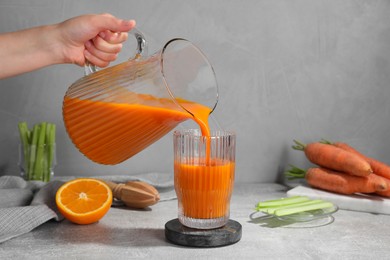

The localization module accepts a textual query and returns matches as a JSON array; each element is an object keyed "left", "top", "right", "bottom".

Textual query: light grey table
[{"left": 1, "top": 183, "right": 389, "bottom": 259}]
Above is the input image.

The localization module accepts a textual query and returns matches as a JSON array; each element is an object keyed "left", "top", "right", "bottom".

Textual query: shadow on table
[{"left": 36, "top": 220, "right": 170, "bottom": 247}]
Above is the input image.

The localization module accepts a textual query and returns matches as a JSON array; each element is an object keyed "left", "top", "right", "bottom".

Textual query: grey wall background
[{"left": 1, "top": 0, "right": 390, "bottom": 183}]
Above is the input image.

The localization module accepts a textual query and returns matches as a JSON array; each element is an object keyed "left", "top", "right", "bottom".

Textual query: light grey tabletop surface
[{"left": 1, "top": 183, "right": 389, "bottom": 259}]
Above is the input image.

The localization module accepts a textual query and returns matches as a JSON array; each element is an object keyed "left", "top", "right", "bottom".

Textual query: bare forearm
[
  {"left": 0, "top": 14, "right": 135, "bottom": 80},
  {"left": 0, "top": 25, "right": 63, "bottom": 79}
]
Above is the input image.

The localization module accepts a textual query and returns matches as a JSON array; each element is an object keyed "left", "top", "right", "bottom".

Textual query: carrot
[
  {"left": 321, "top": 139, "right": 390, "bottom": 180},
  {"left": 292, "top": 140, "right": 373, "bottom": 177},
  {"left": 286, "top": 166, "right": 388, "bottom": 195},
  {"left": 376, "top": 177, "right": 390, "bottom": 197}
]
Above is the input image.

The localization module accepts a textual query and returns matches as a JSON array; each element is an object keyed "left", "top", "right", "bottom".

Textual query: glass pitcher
[{"left": 63, "top": 29, "right": 219, "bottom": 165}]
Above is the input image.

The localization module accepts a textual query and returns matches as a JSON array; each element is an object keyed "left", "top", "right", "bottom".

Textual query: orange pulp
[{"left": 55, "top": 178, "right": 113, "bottom": 225}]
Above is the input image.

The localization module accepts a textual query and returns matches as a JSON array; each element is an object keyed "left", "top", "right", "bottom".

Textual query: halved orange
[{"left": 55, "top": 178, "right": 113, "bottom": 225}]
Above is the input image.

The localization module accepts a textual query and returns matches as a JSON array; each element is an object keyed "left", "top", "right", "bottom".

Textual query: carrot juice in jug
[{"left": 63, "top": 93, "right": 211, "bottom": 165}]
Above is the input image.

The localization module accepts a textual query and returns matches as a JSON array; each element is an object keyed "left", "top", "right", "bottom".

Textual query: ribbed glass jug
[{"left": 63, "top": 29, "right": 218, "bottom": 165}]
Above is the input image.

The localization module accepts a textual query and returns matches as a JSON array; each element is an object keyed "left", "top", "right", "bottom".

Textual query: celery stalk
[
  {"left": 45, "top": 123, "right": 56, "bottom": 182},
  {"left": 34, "top": 122, "right": 47, "bottom": 181},
  {"left": 18, "top": 122, "right": 30, "bottom": 148},
  {"left": 256, "top": 196, "right": 309, "bottom": 209},
  {"left": 29, "top": 125, "right": 40, "bottom": 180},
  {"left": 256, "top": 196, "right": 335, "bottom": 217},
  {"left": 261, "top": 199, "right": 324, "bottom": 214},
  {"left": 42, "top": 149, "right": 49, "bottom": 182},
  {"left": 274, "top": 201, "right": 334, "bottom": 216},
  {"left": 18, "top": 122, "right": 30, "bottom": 178}
]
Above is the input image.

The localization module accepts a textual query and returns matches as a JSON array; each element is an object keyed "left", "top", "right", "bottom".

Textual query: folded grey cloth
[{"left": 0, "top": 173, "right": 175, "bottom": 243}]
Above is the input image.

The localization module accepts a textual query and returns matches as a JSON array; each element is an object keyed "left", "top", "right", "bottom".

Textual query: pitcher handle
[{"left": 84, "top": 28, "right": 148, "bottom": 75}]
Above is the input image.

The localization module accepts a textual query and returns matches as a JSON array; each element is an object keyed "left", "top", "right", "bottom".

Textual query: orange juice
[
  {"left": 63, "top": 93, "right": 211, "bottom": 165},
  {"left": 174, "top": 158, "right": 235, "bottom": 219}
]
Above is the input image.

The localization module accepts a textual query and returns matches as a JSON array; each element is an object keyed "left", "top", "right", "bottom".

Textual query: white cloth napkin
[{"left": 0, "top": 173, "right": 175, "bottom": 243}]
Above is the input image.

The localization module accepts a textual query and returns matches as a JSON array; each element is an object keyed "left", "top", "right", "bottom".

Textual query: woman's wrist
[{"left": 40, "top": 24, "right": 69, "bottom": 65}]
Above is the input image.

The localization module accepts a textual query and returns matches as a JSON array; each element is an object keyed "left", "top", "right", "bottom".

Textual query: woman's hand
[
  {"left": 0, "top": 13, "right": 136, "bottom": 79},
  {"left": 56, "top": 13, "right": 136, "bottom": 67}
]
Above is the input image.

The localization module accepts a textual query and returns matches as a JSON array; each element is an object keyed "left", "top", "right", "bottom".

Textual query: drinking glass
[
  {"left": 19, "top": 143, "right": 56, "bottom": 182},
  {"left": 173, "top": 129, "right": 236, "bottom": 229}
]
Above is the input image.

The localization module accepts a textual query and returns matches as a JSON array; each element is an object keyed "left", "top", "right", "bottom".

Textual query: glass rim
[
  {"left": 173, "top": 129, "right": 235, "bottom": 138},
  {"left": 160, "top": 38, "right": 219, "bottom": 115}
]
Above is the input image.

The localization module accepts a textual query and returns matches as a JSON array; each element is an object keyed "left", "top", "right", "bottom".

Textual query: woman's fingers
[
  {"left": 84, "top": 33, "right": 127, "bottom": 66},
  {"left": 84, "top": 40, "right": 119, "bottom": 67},
  {"left": 92, "top": 34, "right": 123, "bottom": 53},
  {"left": 99, "top": 30, "right": 128, "bottom": 44},
  {"left": 84, "top": 49, "right": 113, "bottom": 68},
  {"left": 82, "top": 16, "right": 134, "bottom": 67}
]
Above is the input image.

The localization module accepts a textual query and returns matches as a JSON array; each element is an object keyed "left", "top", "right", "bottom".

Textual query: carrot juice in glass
[{"left": 173, "top": 129, "right": 236, "bottom": 229}]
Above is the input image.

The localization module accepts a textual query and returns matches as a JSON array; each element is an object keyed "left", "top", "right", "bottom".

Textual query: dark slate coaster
[{"left": 165, "top": 218, "right": 242, "bottom": 248}]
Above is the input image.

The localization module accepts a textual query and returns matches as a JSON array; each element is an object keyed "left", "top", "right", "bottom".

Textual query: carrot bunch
[{"left": 288, "top": 140, "right": 390, "bottom": 197}]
